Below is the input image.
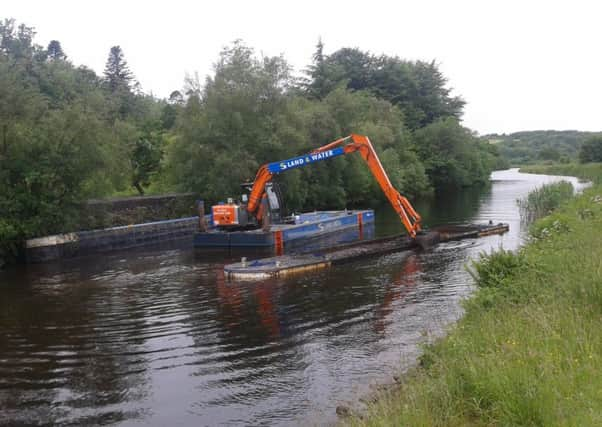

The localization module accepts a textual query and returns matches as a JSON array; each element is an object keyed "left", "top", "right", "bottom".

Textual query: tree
[
  {"left": 414, "top": 118, "right": 490, "bottom": 189},
  {"left": 131, "top": 131, "right": 163, "bottom": 195},
  {"left": 326, "top": 48, "right": 373, "bottom": 91},
  {"left": 304, "top": 38, "right": 340, "bottom": 100},
  {"left": 0, "top": 19, "right": 130, "bottom": 261},
  {"left": 47, "top": 40, "right": 66, "bottom": 60},
  {"left": 103, "top": 45, "right": 141, "bottom": 120},
  {"left": 165, "top": 41, "right": 291, "bottom": 202},
  {"left": 368, "top": 57, "right": 465, "bottom": 129},
  {"left": 488, "top": 130, "right": 593, "bottom": 165},
  {"left": 538, "top": 147, "right": 561, "bottom": 161},
  {"left": 103, "top": 45, "right": 134, "bottom": 93},
  {"left": 164, "top": 44, "right": 435, "bottom": 211},
  {"left": 579, "top": 136, "right": 602, "bottom": 163},
  {"left": 160, "top": 91, "right": 185, "bottom": 129},
  {"left": 303, "top": 46, "right": 465, "bottom": 130},
  {"left": 0, "top": 19, "right": 36, "bottom": 59}
]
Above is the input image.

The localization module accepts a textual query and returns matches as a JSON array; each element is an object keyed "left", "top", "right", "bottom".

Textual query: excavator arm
[{"left": 246, "top": 134, "right": 422, "bottom": 238}]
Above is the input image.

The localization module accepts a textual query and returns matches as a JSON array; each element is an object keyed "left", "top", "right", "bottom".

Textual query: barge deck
[{"left": 224, "top": 223, "right": 510, "bottom": 279}]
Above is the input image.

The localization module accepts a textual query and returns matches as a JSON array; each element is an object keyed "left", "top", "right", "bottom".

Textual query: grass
[
  {"left": 521, "top": 162, "right": 602, "bottom": 185},
  {"left": 346, "top": 163, "right": 602, "bottom": 426},
  {"left": 517, "top": 181, "right": 574, "bottom": 224}
]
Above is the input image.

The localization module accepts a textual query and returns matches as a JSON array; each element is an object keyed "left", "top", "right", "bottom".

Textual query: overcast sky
[{"left": 4, "top": 0, "right": 601, "bottom": 134}]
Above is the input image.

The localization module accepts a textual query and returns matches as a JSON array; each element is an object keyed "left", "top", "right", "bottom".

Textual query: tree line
[
  {"left": 485, "top": 130, "right": 602, "bottom": 166},
  {"left": 0, "top": 19, "right": 506, "bottom": 260}
]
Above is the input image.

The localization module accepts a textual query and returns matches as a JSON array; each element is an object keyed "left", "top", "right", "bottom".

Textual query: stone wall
[{"left": 79, "top": 193, "right": 200, "bottom": 230}]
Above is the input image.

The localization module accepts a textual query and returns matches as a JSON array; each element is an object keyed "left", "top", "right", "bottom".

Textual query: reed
[{"left": 517, "top": 181, "right": 574, "bottom": 223}]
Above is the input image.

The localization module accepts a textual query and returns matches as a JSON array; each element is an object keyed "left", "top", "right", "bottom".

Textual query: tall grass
[
  {"left": 517, "top": 181, "right": 574, "bottom": 223},
  {"left": 347, "top": 168, "right": 602, "bottom": 426}
]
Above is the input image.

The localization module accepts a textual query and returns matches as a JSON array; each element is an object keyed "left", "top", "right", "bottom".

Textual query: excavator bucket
[{"left": 414, "top": 231, "right": 441, "bottom": 250}]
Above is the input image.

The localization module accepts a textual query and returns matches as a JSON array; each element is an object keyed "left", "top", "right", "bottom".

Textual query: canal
[{"left": 0, "top": 169, "right": 585, "bottom": 426}]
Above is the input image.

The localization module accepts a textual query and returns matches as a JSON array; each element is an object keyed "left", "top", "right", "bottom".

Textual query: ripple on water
[{"left": 0, "top": 169, "right": 586, "bottom": 426}]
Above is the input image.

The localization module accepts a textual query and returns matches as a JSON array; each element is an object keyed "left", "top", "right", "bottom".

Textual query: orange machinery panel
[{"left": 212, "top": 205, "right": 239, "bottom": 226}]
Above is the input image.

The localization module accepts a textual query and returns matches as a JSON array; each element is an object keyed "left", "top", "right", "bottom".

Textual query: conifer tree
[
  {"left": 46, "top": 40, "right": 66, "bottom": 60},
  {"left": 103, "top": 45, "right": 133, "bottom": 92}
]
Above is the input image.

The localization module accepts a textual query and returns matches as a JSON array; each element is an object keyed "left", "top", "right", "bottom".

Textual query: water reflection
[
  {"left": 373, "top": 253, "right": 420, "bottom": 335},
  {"left": 0, "top": 169, "right": 588, "bottom": 426}
]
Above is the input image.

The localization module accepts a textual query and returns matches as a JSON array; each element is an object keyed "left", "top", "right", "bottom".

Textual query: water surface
[{"left": 0, "top": 169, "right": 585, "bottom": 426}]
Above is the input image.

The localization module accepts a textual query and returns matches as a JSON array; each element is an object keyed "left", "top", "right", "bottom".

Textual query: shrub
[
  {"left": 530, "top": 213, "right": 572, "bottom": 240},
  {"left": 0, "top": 220, "right": 22, "bottom": 266},
  {"left": 466, "top": 249, "right": 530, "bottom": 309},
  {"left": 469, "top": 249, "right": 525, "bottom": 289}
]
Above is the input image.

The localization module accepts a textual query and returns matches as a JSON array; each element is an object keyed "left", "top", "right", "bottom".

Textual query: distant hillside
[{"left": 483, "top": 130, "right": 601, "bottom": 165}]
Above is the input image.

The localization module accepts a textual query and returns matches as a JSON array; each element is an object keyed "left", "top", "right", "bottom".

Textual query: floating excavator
[
  {"left": 192, "top": 134, "right": 509, "bottom": 278},
  {"left": 209, "top": 134, "right": 421, "bottom": 237}
]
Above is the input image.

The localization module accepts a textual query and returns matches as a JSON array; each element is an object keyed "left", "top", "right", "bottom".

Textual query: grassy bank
[
  {"left": 521, "top": 162, "right": 602, "bottom": 185},
  {"left": 348, "top": 164, "right": 602, "bottom": 426}
]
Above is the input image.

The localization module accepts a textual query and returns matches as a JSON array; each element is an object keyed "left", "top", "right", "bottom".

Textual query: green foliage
[
  {"left": 130, "top": 129, "right": 164, "bottom": 195},
  {"left": 579, "top": 136, "right": 602, "bottom": 163},
  {"left": 467, "top": 249, "right": 529, "bottom": 309},
  {"left": 0, "top": 18, "right": 168, "bottom": 259},
  {"left": 164, "top": 41, "right": 495, "bottom": 211},
  {"left": 304, "top": 38, "right": 340, "bottom": 100},
  {"left": 46, "top": 40, "right": 65, "bottom": 60},
  {"left": 485, "top": 130, "right": 600, "bottom": 166},
  {"left": 163, "top": 44, "right": 438, "bottom": 211},
  {"left": 160, "top": 91, "right": 184, "bottom": 130},
  {"left": 302, "top": 44, "right": 465, "bottom": 130},
  {"left": 517, "top": 181, "right": 574, "bottom": 223},
  {"left": 530, "top": 213, "right": 572, "bottom": 240},
  {"left": 480, "top": 139, "right": 511, "bottom": 170},
  {"left": 521, "top": 162, "right": 602, "bottom": 185},
  {"left": 103, "top": 45, "right": 134, "bottom": 93},
  {"left": 0, "top": 219, "right": 20, "bottom": 263},
  {"left": 414, "top": 118, "right": 496, "bottom": 189},
  {"left": 469, "top": 249, "right": 525, "bottom": 290}
]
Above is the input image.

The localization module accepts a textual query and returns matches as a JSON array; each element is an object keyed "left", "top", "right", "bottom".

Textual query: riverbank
[
  {"left": 520, "top": 162, "right": 602, "bottom": 185},
  {"left": 347, "top": 164, "right": 602, "bottom": 426}
]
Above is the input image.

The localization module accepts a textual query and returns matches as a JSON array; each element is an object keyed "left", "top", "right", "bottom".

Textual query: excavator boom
[{"left": 244, "top": 134, "right": 421, "bottom": 238}]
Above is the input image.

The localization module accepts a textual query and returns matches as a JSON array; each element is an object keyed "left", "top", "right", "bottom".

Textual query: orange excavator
[{"left": 211, "top": 134, "right": 422, "bottom": 238}]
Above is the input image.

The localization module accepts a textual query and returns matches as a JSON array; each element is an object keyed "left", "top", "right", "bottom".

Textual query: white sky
[{"left": 4, "top": 0, "right": 601, "bottom": 135}]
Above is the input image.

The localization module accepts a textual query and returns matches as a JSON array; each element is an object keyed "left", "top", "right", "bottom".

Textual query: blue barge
[{"left": 194, "top": 209, "right": 374, "bottom": 249}]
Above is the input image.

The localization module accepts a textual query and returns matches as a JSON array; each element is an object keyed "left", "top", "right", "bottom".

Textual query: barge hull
[
  {"left": 194, "top": 210, "right": 374, "bottom": 248},
  {"left": 224, "top": 223, "right": 509, "bottom": 279}
]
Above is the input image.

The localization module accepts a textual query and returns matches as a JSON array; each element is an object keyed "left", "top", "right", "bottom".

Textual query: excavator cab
[{"left": 211, "top": 182, "right": 285, "bottom": 229}]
